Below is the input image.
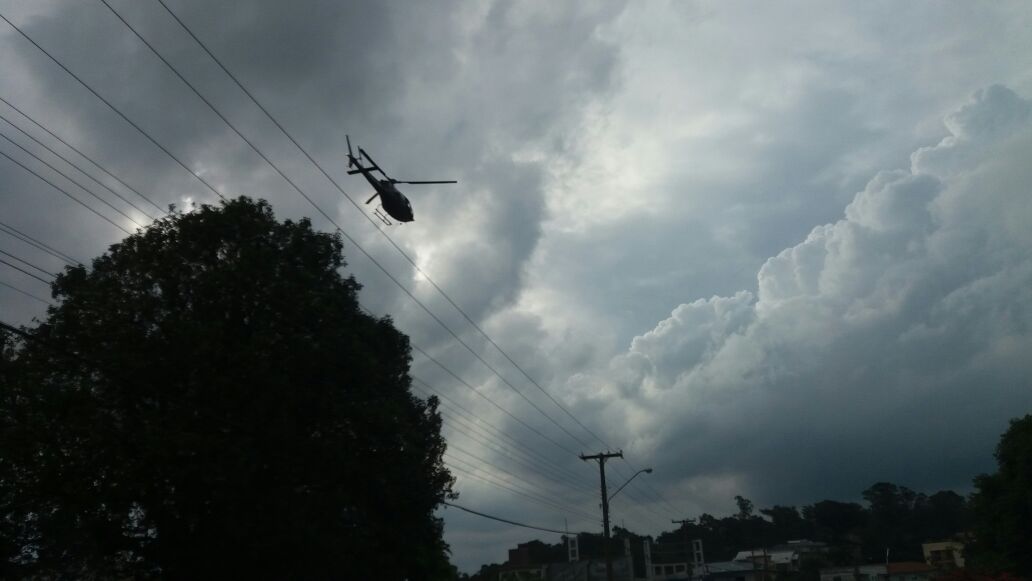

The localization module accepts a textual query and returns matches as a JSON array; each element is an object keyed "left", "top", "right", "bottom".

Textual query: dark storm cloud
[
  {"left": 574, "top": 86, "right": 1032, "bottom": 513},
  {"left": 4, "top": 0, "right": 1032, "bottom": 574}
]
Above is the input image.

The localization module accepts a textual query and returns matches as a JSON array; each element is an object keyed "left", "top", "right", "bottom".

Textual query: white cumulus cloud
[{"left": 574, "top": 85, "right": 1032, "bottom": 508}]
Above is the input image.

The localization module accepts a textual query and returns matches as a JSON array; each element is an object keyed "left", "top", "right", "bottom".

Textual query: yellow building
[{"left": 922, "top": 540, "right": 965, "bottom": 570}]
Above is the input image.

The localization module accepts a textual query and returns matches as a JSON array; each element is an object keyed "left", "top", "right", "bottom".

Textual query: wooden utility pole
[
  {"left": 581, "top": 450, "right": 623, "bottom": 581},
  {"left": 672, "top": 518, "right": 692, "bottom": 579}
]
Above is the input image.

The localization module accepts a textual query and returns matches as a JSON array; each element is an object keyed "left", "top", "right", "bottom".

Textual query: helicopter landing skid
[{"left": 373, "top": 206, "right": 392, "bottom": 226}]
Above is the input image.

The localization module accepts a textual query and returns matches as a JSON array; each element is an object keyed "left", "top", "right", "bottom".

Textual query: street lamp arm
[{"left": 608, "top": 468, "right": 653, "bottom": 502}]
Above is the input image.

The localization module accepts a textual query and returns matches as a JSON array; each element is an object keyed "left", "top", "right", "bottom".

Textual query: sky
[{"left": 1, "top": 0, "right": 1031, "bottom": 573}]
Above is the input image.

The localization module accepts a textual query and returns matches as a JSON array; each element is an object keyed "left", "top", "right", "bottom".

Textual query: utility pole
[
  {"left": 672, "top": 518, "right": 692, "bottom": 578},
  {"left": 581, "top": 450, "right": 623, "bottom": 581}
]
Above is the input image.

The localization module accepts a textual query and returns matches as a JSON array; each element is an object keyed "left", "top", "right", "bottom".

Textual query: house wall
[{"left": 922, "top": 541, "right": 965, "bottom": 569}]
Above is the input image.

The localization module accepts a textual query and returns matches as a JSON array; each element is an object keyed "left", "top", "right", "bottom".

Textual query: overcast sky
[{"left": 1, "top": 0, "right": 1031, "bottom": 573}]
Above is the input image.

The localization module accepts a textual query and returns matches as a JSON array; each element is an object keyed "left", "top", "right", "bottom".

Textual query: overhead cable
[
  {"left": 0, "top": 11, "right": 226, "bottom": 201},
  {"left": 0, "top": 129, "right": 145, "bottom": 228},
  {"left": 0, "top": 220, "right": 82, "bottom": 265},
  {"left": 0, "top": 95, "right": 166, "bottom": 215},
  {"left": 148, "top": 0, "right": 609, "bottom": 450},
  {"left": 0, "top": 110, "right": 156, "bottom": 219},
  {"left": 0, "top": 150, "right": 131, "bottom": 234},
  {"left": 0, "top": 280, "right": 52, "bottom": 305},
  {"left": 443, "top": 501, "right": 571, "bottom": 535}
]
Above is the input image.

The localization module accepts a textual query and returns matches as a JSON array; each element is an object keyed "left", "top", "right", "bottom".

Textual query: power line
[
  {"left": 406, "top": 338, "right": 579, "bottom": 457},
  {"left": 412, "top": 375, "right": 590, "bottom": 482},
  {"left": 446, "top": 439, "right": 592, "bottom": 512},
  {"left": 443, "top": 501, "right": 571, "bottom": 535},
  {"left": 435, "top": 402, "right": 594, "bottom": 497},
  {"left": 0, "top": 230, "right": 627, "bottom": 536},
  {"left": 0, "top": 220, "right": 82, "bottom": 265},
  {"left": 413, "top": 380, "right": 593, "bottom": 493},
  {"left": 1, "top": 257, "right": 56, "bottom": 285},
  {"left": 0, "top": 11, "right": 226, "bottom": 201},
  {"left": 148, "top": 0, "right": 607, "bottom": 451},
  {"left": 2, "top": 220, "right": 582, "bottom": 507},
  {"left": 0, "top": 279, "right": 52, "bottom": 305},
  {"left": 0, "top": 128, "right": 145, "bottom": 228},
  {"left": 10, "top": 0, "right": 681, "bottom": 526},
  {"left": 0, "top": 225, "right": 590, "bottom": 531},
  {"left": 445, "top": 459, "right": 594, "bottom": 522},
  {"left": 0, "top": 95, "right": 166, "bottom": 215},
  {"left": 148, "top": 0, "right": 649, "bottom": 488},
  {"left": 0, "top": 317, "right": 580, "bottom": 539},
  {"left": 0, "top": 149, "right": 131, "bottom": 234},
  {"left": 3, "top": 217, "right": 582, "bottom": 515},
  {"left": 0, "top": 110, "right": 157, "bottom": 220},
  {"left": 101, "top": 5, "right": 669, "bottom": 523},
  {"left": 616, "top": 457, "right": 682, "bottom": 518},
  {"left": 96, "top": 1, "right": 594, "bottom": 455},
  {"left": 0, "top": 249, "right": 56, "bottom": 278}
]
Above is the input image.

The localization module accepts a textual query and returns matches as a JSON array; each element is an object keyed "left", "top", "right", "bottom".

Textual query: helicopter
[{"left": 346, "top": 135, "right": 456, "bottom": 225}]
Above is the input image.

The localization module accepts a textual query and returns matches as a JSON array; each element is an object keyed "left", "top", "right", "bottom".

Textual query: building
[
  {"left": 733, "top": 541, "right": 830, "bottom": 574},
  {"left": 701, "top": 559, "right": 767, "bottom": 581},
  {"left": 819, "top": 562, "right": 938, "bottom": 581},
  {"left": 732, "top": 549, "right": 796, "bottom": 574},
  {"left": 508, "top": 541, "right": 561, "bottom": 568},
  {"left": 922, "top": 541, "right": 965, "bottom": 570},
  {"left": 648, "top": 561, "right": 691, "bottom": 580}
]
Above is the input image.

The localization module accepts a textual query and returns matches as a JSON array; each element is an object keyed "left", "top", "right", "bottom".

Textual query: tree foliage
[
  {"left": 0, "top": 197, "right": 454, "bottom": 579},
  {"left": 514, "top": 485, "right": 972, "bottom": 577},
  {"left": 968, "top": 414, "right": 1032, "bottom": 576}
]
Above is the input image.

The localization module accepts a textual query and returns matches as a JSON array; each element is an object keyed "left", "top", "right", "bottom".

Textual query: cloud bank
[{"left": 573, "top": 85, "right": 1032, "bottom": 510}]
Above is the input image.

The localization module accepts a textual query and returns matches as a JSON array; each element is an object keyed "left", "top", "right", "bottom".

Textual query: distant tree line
[{"left": 465, "top": 415, "right": 1032, "bottom": 581}]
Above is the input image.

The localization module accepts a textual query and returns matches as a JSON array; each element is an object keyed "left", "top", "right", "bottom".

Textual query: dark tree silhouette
[
  {"left": 969, "top": 415, "right": 1032, "bottom": 576},
  {"left": 861, "top": 482, "right": 925, "bottom": 560},
  {"left": 734, "top": 495, "right": 755, "bottom": 520},
  {"left": 0, "top": 198, "right": 454, "bottom": 580}
]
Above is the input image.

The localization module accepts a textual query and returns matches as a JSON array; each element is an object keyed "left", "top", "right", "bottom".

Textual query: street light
[{"left": 608, "top": 468, "right": 653, "bottom": 502}]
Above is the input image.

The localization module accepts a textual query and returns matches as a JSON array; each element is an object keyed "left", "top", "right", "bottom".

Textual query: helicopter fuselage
[
  {"left": 353, "top": 166, "right": 414, "bottom": 223},
  {"left": 346, "top": 136, "right": 454, "bottom": 224}
]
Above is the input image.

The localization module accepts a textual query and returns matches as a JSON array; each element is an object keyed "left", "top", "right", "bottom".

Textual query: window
[
  {"left": 666, "top": 565, "right": 675, "bottom": 574},
  {"left": 676, "top": 564, "right": 687, "bottom": 572},
  {"left": 655, "top": 566, "right": 663, "bottom": 575}
]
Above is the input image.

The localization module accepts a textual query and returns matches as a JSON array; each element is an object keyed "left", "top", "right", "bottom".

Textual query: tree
[
  {"left": 761, "top": 505, "right": 812, "bottom": 541},
  {"left": 968, "top": 415, "right": 1032, "bottom": 576},
  {"left": 0, "top": 198, "right": 454, "bottom": 579},
  {"left": 804, "top": 499, "right": 866, "bottom": 559},
  {"left": 735, "top": 495, "right": 755, "bottom": 520},
  {"left": 916, "top": 490, "right": 970, "bottom": 541},
  {"left": 861, "top": 482, "right": 926, "bottom": 561}
]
